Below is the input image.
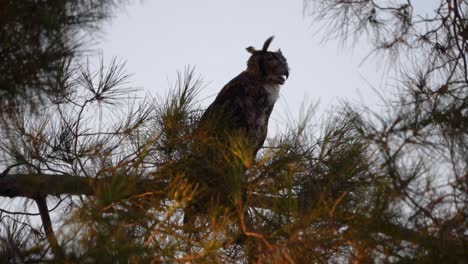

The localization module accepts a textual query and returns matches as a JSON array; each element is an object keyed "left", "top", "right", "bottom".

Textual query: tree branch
[
  {"left": 0, "top": 173, "right": 93, "bottom": 198},
  {"left": 0, "top": 173, "right": 166, "bottom": 199},
  {"left": 34, "top": 198, "right": 64, "bottom": 260},
  {"left": 0, "top": 172, "right": 464, "bottom": 256}
]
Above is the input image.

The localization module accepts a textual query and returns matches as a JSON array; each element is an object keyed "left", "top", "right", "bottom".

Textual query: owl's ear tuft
[
  {"left": 277, "top": 49, "right": 283, "bottom": 55},
  {"left": 262, "top": 36, "right": 275, "bottom": 52},
  {"left": 246, "top": 46, "right": 256, "bottom": 54}
]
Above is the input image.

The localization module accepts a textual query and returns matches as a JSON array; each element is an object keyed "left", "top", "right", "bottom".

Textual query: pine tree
[{"left": 0, "top": 1, "right": 466, "bottom": 262}]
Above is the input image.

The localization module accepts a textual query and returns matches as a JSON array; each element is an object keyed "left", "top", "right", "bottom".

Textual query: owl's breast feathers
[{"left": 200, "top": 72, "right": 279, "bottom": 155}]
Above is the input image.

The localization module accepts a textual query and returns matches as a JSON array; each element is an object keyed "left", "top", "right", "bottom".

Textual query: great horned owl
[
  {"left": 184, "top": 36, "right": 289, "bottom": 228},
  {"left": 200, "top": 36, "right": 289, "bottom": 157}
]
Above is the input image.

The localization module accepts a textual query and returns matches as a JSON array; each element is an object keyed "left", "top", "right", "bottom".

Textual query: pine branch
[
  {"left": 34, "top": 198, "right": 64, "bottom": 260},
  {"left": 0, "top": 172, "right": 464, "bottom": 255},
  {"left": 0, "top": 173, "right": 162, "bottom": 198},
  {"left": 0, "top": 173, "right": 93, "bottom": 198}
]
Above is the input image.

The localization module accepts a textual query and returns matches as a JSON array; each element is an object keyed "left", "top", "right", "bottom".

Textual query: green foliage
[
  {"left": 0, "top": 0, "right": 467, "bottom": 263},
  {"left": 0, "top": 217, "right": 45, "bottom": 263},
  {"left": 0, "top": 0, "right": 125, "bottom": 113}
]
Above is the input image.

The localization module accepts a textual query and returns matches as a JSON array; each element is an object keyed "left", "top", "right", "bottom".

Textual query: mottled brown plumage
[
  {"left": 184, "top": 36, "right": 289, "bottom": 228},
  {"left": 200, "top": 36, "right": 289, "bottom": 157}
]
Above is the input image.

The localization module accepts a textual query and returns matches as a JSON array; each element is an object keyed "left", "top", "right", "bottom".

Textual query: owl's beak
[
  {"left": 281, "top": 70, "right": 289, "bottom": 82},
  {"left": 273, "top": 70, "right": 289, "bottom": 85}
]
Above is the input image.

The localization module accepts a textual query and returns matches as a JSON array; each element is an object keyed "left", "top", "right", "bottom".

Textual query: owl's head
[{"left": 246, "top": 36, "right": 289, "bottom": 85}]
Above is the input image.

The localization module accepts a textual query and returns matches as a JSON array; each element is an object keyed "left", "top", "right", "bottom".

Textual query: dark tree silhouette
[
  {"left": 0, "top": 0, "right": 124, "bottom": 113},
  {"left": 0, "top": 0, "right": 466, "bottom": 263}
]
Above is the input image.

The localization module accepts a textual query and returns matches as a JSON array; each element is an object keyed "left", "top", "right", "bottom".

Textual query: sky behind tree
[{"left": 96, "top": 0, "right": 408, "bottom": 132}]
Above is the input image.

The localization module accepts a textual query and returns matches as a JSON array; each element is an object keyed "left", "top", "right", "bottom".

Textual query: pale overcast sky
[{"left": 96, "top": 0, "right": 392, "bottom": 133}]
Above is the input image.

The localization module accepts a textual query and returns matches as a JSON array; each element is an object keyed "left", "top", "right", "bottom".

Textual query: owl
[
  {"left": 184, "top": 36, "right": 289, "bottom": 229},
  {"left": 199, "top": 36, "right": 289, "bottom": 157}
]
